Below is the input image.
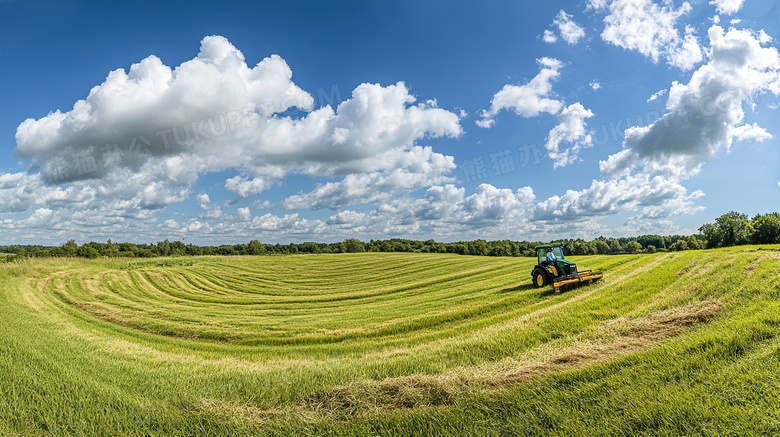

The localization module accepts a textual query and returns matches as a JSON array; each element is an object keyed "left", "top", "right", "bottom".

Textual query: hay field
[{"left": 1, "top": 248, "right": 779, "bottom": 436}]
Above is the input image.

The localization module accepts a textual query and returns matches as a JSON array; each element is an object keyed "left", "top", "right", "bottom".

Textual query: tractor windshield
[{"left": 537, "top": 246, "right": 565, "bottom": 264}]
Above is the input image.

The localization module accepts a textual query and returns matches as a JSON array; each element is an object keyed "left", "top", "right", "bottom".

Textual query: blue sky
[{"left": 0, "top": 0, "right": 778, "bottom": 245}]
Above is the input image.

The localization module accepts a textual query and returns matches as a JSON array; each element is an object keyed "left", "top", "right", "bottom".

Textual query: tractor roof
[{"left": 535, "top": 243, "right": 564, "bottom": 249}]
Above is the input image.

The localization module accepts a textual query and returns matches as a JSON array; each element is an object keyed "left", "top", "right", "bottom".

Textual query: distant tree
[
  {"left": 157, "top": 240, "right": 172, "bottom": 256},
  {"left": 63, "top": 239, "right": 78, "bottom": 256},
  {"left": 343, "top": 238, "right": 365, "bottom": 253},
  {"left": 593, "top": 240, "right": 610, "bottom": 255},
  {"left": 105, "top": 239, "right": 118, "bottom": 256},
  {"left": 751, "top": 213, "right": 780, "bottom": 244},
  {"left": 76, "top": 246, "right": 100, "bottom": 259},
  {"left": 645, "top": 245, "right": 656, "bottom": 254},
  {"left": 299, "top": 242, "right": 320, "bottom": 254},
  {"left": 185, "top": 244, "right": 203, "bottom": 256},
  {"left": 625, "top": 241, "right": 642, "bottom": 254},
  {"left": 137, "top": 249, "right": 156, "bottom": 258},
  {"left": 637, "top": 235, "right": 666, "bottom": 250},
  {"left": 246, "top": 240, "right": 265, "bottom": 255},
  {"left": 686, "top": 235, "right": 703, "bottom": 250},
  {"left": 700, "top": 211, "right": 752, "bottom": 248},
  {"left": 217, "top": 245, "right": 235, "bottom": 255},
  {"left": 170, "top": 241, "right": 186, "bottom": 256},
  {"left": 572, "top": 240, "right": 592, "bottom": 255},
  {"left": 609, "top": 240, "right": 623, "bottom": 254}
]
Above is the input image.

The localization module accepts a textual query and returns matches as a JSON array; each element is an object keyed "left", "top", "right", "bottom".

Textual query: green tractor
[{"left": 531, "top": 243, "right": 603, "bottom": 292}]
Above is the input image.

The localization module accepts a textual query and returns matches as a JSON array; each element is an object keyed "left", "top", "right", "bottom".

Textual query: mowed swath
[
  {"left": 45, "top": 254, "right": 546, "bottom": 346},
  {"left": 22, "top": 251, "right": 709, "bottom": 360},
  {"left": 3, "top": 249, "right": 780, "bottom": 436}
]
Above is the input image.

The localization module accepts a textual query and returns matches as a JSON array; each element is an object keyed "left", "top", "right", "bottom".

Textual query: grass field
[{"left": 1, "top": 247, "right": 779, "bottom": 436}]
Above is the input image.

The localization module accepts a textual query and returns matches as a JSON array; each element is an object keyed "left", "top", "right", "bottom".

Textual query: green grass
[{"left": 1, "top": 248, "right": 779, "bottom": 436}]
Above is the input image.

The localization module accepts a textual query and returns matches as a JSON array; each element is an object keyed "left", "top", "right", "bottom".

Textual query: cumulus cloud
[
  {"left": 600, "top": 25, "right": 780, "bottom": 180},
  {"left": 731, "top": 122, "right": 772, "bottom": 143},
  {"left": 477, "top": 57, "right": 564, "bottom": 128},
  {"left": 710, "top": 0, "right": 744, "bottom": 15},
  {"left": 327, "top": 210, "right": 369, "bottom": 227},
  {"left": 590, "top": 82, "right": 602, "bottom": 90},
  {"left": 461, "top": 184, "right": 536, "bottom": 224},
  {"left": 286, "top": 183, "right": 537, "bottom": 240},
  {"left": 236, "top": 207, "right": 251, "bottom": 221},
  {"left": 16, "top": 36, "right": 462, "bottom": 185},
  {"left": 544, "top": 103, "right": 595, "bottom": 168},
  {"left": 595, "top": 0, "right": 703, "bottom": 70},
  {"left": 534, "top": 174, "right": 703, "bottom": 221},
  {"left": 554, "top": 10, "right": 586, "bottom": 45},
  {"left": 542, "top": 23, "right": 780, "bottom": 226},
  {"left": 282, "top": 146, "right": 455, "bottom": 210},
  {"left": 406, "top": 183, "right": 536, "bottom": 229},
  {"left": 7, "top": 35, "right": 464, "bottom": 241},
  {"left": 542, "top": 30, "right": 557, "bottom": 44},
  {"left": 225, "top": 176, "right": 269, "bottom": 198}
]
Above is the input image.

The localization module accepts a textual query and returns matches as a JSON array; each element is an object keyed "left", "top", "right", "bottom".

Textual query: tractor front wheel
[{"left": 532, "top": 269, "right": 548, "bottom": 288}]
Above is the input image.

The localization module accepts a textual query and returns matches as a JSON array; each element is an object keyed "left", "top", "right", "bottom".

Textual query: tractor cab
[
  {"left": 536, "top": 244, "right": 576, "bottom": 276},
  {"left": 531, "top": 243, "right": 602, "bottom": 292}
]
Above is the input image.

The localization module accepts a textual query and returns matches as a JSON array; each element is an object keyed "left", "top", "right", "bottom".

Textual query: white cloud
[
  {"left": 461, "top": 184, "right": 535, "bottom": 224},
  {"left": 597, "top": 0, "right": 703, "bottom": 70},
  {"left": 542, "top": 30, "right": 557, "bottom": 44},
  {"left": 327, "top": 210, "right": 369, "bottom": 227},
  {"left": 22, "top": 208, "right": 54, "bottom": 227},
  {"left": 614, "top": 216, "right": 687, "bottom": 236},
  {"left": 647, "top": 88, "right": 667, "bottom": 103},
  {"left": 587, "top": 0, "right": 610, "bottom": 10},
  {"left": 245, "top": 213, "right": 326, "bottom": 235},
  {"left": 187, "top": 221, "right": 205, "bottom": 232},
  {"left": 731, "top": 122, "right": 772, "bottom": 143},
  {"left": 534, "top": 174, "right": 703, "bottom": 221},
  {"left": 282, "top": 146, "right": 455, "bottom": 210},
  {"left": 710, "top": 0, "right": 745, "bottom": 15},
  {"left": 590, "top": 82, "right": 602, "bottom": 90},
  {"left": 757, "top": 30, "right": 773, "bottom": 44},
  {"left": 401, "top": 183, "right": 536, "bottom": 231},
  {"left": 236, "top": 207, "right": 251, "bottom": 221},
  {"left": 554, "top": 10, "right": 586, "bottom": 45},
  {"left": 600, "top": 25, "right": 780, "bottom": 180},
  {"left": 16, "top": 36, "right": 462, "bottom": 188},
  {"left": 477, "top": 58, "right": 564, "bottom": 128},
  {"left": 271, "top": 183, "right": 537, "bottom": 240},
  {"left": 544, "top": 103, "right": 595, "bottom": 168},
  {"left": 225, "top": 176, "right": 269, "bottom": 198},
  {"left": 7, "top": 35, "right": 464, "bottom": 242},
  {"left": 668, "top": 26, "right": 705, "bottom": 71}
]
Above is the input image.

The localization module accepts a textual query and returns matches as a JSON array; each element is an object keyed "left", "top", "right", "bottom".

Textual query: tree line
[{"left": 1, "top": 211, "right": 777, "bottom": 262}]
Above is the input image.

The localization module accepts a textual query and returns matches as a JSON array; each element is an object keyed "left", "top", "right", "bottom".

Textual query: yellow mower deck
[{"left": 552, "top": 270, "right": 603, "bottom": 292}]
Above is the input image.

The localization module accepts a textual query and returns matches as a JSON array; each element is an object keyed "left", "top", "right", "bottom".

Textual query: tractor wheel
[{"left": 532, "top": 269, "right": 547, "bottom": 288}]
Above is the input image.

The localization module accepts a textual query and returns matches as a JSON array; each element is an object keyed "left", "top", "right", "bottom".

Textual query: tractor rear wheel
[{"left": 532, "top": 269, "right": 547, "bottom": 288}]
